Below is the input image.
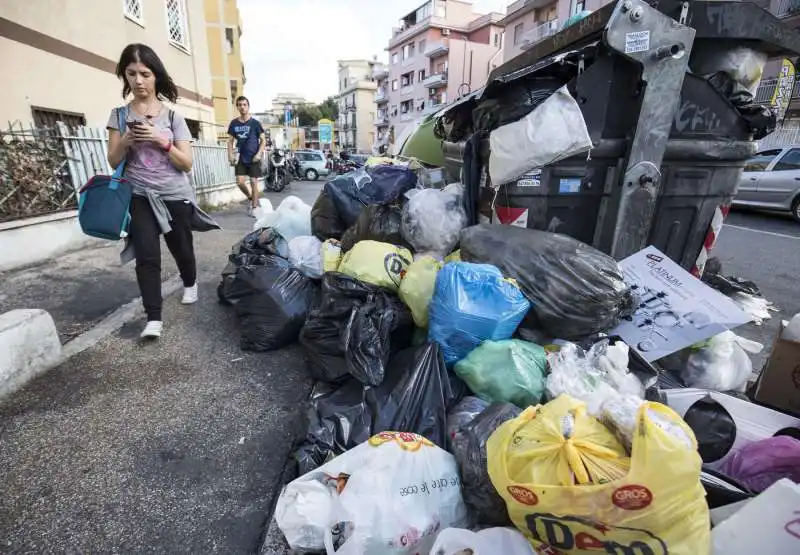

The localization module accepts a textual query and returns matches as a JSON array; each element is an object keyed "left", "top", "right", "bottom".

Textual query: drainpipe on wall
[{"left": 488, "top": 31, "right": 504, "bottom": 73}]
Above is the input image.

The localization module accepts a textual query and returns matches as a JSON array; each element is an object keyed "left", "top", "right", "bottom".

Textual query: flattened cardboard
[{"left": 752, "top": 323, "right": 800, "bottom": 417}]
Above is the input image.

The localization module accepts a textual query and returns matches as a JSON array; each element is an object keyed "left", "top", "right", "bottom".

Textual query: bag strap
[{"left": 112, "top": 106, "right": 128, "bottom": 179}]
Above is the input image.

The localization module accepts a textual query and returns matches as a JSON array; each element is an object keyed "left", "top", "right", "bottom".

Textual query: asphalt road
[{"left": 711, "top": 207, "right": 800, "bottom": 370}]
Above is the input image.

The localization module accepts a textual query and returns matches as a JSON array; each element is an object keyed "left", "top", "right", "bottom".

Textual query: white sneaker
[
  {"left": 181, "top": 284, "right": 198, "bottom": 305},
  {"left": 141, "top": 321, "right": 163, "bottom": 339}
]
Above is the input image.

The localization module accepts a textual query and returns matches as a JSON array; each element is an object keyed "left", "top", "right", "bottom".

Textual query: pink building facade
[{"left": 375, "top": 0, "right": 504, "bottom": 145}]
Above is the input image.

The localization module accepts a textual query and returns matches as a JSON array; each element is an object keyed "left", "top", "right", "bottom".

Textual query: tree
[
  {"left": 296, "top": 104, "right": 323, "bottom": 127},
  {"left": 318, "top": 96, "right": 339, "bottom": 121}
]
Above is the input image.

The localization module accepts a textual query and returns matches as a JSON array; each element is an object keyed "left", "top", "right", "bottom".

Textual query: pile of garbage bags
[{"left": 215, "top": 160, "right": 779, "bottom": 555}]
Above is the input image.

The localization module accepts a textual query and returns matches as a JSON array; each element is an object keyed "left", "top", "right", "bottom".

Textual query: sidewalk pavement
[{"left": 0, "top": 181, "right": 322, "bottom": 553}]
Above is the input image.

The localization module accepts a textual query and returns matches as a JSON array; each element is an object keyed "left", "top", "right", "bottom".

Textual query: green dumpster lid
[{"left": 397, "top": 112, "right": 445, "bottom": 168}]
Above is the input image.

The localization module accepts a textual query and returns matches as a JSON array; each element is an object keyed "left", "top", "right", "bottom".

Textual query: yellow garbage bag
[
  {"left": 488, "top": 395, "right": 709, "bottom": 555},
  {"left": 322, "top": 239, "right": 342, "bottom": 273},
  {"left": 444, "top": 250, "right": 461, "bottom": 263},
  {"left": 338, "top": 240, "right": 412, "bottom": 292},
  {"left": 399, "top": 256, "right": 442, "bottom": 328}
]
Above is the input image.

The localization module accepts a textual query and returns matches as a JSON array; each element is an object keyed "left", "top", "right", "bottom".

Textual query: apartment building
[
  {"left": 0, "top": 0, "right": 215, "bottom": 137},
  {"left": 204, "top": 0, "right": 246, "bottom": 138},
  {"left": 337, "top": 59, "right": 380, "bottom": 153},
  {"left": 379, "top": 0, "right": 505, "bottom": 139},
  {"left": 502, "top": 0, "right": 617, "bottom": 62}
]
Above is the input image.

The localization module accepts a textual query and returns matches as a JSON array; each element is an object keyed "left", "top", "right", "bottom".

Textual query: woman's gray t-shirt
[{"left": 106, "top": 105, "right": 193, "bottom": 195}]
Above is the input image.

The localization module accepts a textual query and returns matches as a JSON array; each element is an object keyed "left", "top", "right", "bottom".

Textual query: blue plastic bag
[{"left": 428, "top": 262, "right": 531, "bottom": 367}]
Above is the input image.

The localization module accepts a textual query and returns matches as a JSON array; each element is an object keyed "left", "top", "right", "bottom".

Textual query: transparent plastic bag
[
  {"left": 691, "top": 46, "right": 768, "bottom": 95},
  {"left": 428, "top": 262, "right": 530, "bottom": 367},
  {"left": 546, "top": 341, "right": 644, "bottom": 416},
  {"left": 288, "top": 235, "right": 323, "bottom": 279},
  {"left": 454, "top": 339, "right": 547, "bottom": 408},
  {"left": 680, "top": 331, "right": 763, "bottom": 392},
  {"left": 254, "top": 195, "right": 312, "bottom": 242},
  {"left": 429, "top": 527, "right": 535, "bottom": 555},
  {"left": 401, "top": 185, "right": 467, "bottom": 258},
  {"left": 446, "top": 396, "right": 490, "bottom": 444}
]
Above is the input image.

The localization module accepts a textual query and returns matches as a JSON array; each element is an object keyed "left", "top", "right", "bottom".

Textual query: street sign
[{"left": 318, "top": 119, "right": 333, "bottom": 145}]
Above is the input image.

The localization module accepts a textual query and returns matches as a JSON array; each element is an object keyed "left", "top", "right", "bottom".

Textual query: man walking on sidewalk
[{"left": 228, "top": 96, "right": 266, "bottom": 216}]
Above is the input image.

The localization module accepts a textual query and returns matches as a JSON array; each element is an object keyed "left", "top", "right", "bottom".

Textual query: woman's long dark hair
[{"left": 116, "top": 43, "right": 179, "bottom": 103}]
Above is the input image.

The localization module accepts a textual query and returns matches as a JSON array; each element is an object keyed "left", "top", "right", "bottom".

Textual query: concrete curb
[
  {"left": 0, "top": 276, "right": 183, "bottom": 401},
  {"left": 0, "top": 309, "right": 63, "bottom": 399}
]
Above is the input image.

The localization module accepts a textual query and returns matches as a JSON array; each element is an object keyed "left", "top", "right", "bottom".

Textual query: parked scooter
[{"left": 266, "top": 149, "right": 291, "bottom": 192}]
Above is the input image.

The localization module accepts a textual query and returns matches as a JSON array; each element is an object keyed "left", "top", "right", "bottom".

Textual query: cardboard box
[
  {"left": 752, "top": 323, "right": 800, "bottom": 417},
  {"left": 712, "top": 479, "right": 800, "bottom": 554}
]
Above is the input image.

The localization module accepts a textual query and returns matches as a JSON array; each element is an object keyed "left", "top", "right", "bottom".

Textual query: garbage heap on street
[{"left": 216, "top": 2, "right": 800, "bottom": 553}]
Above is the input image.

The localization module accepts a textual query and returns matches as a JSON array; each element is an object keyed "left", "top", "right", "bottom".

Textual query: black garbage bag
[
  {"left": 294, "top": 342, "right": 466, "bottom": 474},
  {"left": 460, "top": 224, "right": 635, "bottom": 339},
  {"left": 299, "top": 272, "right": 413, "bottom": 385},
  {"left": 324, "top": 166, "right": 418, "bottom": 228},
  {"left": 472, "top": 78, "right": 563, "bottom": 132},
  {"left": 217, "top": 253, "right": 271, "bottom": 305},
  {"left": 683, "top": 396, "right": 737, "bottom": 463},
  {"left": 233, "top": 228, "right": 289, "bottom": 258},
  {"left": 340, "top": 203, "right": 408, "bottom": 252},
  {"left": 451, "top": 402, "right": 521, "bottom": 526},
  {"left": 223, "top": 256, "right": 318, "bottom": 351},
  {"left": 310, "top": 189, "right": 347, "bottom": 241}
]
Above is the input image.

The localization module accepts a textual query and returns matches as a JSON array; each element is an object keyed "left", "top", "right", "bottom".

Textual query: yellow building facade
[{"left": 204, "top": 0, "right": 246, "bottom": 138}]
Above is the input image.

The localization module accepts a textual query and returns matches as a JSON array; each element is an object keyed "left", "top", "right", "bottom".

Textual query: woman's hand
[
  {"left": 132, "top": 122, "right": 169, "bottom": 149},
  {"left": 120, "top": 130, "right": 136, "bottom": 149}
]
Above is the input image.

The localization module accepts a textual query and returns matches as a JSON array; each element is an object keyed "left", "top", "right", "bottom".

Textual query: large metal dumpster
[{"left": 438, "top": 0, "right": 800, "bottom": 272}]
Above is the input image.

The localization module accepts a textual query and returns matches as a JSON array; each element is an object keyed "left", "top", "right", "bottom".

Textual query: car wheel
[
  {"left": 305, "top": 168, "right": 319, "bottom": 181},
  {"left": 792, "top": 196, "right": 800, "bottom": 223}
]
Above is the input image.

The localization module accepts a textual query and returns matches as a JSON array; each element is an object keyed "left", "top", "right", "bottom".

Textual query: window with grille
[
  {"left": 166, "top": 0, "right": 190, "bottom": 50},
  {"left": 123, "top": 0, "right": 143, "bottom": 24},
  {"left": 31, "top": 107, "right": 86, "bottom": 131}
]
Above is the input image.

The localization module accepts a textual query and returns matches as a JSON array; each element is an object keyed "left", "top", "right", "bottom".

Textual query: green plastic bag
[
  {"left": 399, "top": 256, "right": 442, "bottom": 328},
  {"left": 454, "top": 339, "right": 547, "bottom": 408}
]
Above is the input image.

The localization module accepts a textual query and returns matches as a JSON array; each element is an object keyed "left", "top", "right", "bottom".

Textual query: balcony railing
[
  {"left": 372, "top": 66, "right": 389, "bottom": 80},
  {"left": 401, "top": 56, "right": 416, "bottom": 67},
  {"left": 776, "top": 0, "right": 800, "bottom": 18},
  {"left": 400, "top": 85, "right": 413, "bottom": 96},
  {"left": 422, "top": 71, "right": 448, "bottom": 88},
  {"left": 376, "top": 90, "right": 389, "bottom": 103},
  {"left": 374, "top": 115, "right": 389, "bottom": 126},
  {"left": 400, "top": 113, "right": 412, "bottom": 121},
  {"left": 425, "top": 41, "right": 449, "bottom": 57},
  {"left": 520, "top": 19, "right": 559, "bottom": 50}
]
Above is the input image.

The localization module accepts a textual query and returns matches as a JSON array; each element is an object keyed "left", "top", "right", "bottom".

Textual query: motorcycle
[{"left": 266, "top": 149, "right": 291, "bottom": 192}]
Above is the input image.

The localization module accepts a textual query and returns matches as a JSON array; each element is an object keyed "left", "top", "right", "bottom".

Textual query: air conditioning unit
[{"left": 442, "top": 29, "right": 451, "bottom": 36}]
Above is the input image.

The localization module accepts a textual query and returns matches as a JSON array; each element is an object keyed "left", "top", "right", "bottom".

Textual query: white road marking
[{"left": 723, "top": 223, "right": 800, "bottom": 241}]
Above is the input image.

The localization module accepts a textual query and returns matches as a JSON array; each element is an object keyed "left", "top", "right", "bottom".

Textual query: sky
[{"left": 239, "top": 0, "right": 512, "bottom": 111}]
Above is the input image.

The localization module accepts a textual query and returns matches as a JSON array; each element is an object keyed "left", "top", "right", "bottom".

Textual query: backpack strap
[
  {"left": 169, "top": 109, "right": 175, "bottom": 129},
  {"left": 112, "top": 106, "right": 129, "bottom": 180}
]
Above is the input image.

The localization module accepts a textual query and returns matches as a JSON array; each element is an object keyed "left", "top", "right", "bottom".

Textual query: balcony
[
  {"left": 401, "top": 56, "right": 416, "bottom": 68},
  {"left": 400, "top": 112, "right": 413, "bottom": 122},
  {"left": 372, "top": 66, "right": 389, "bottom": 79},
  {"left": 375, "top": 90, "right": 389, "bottom": 104},
  {"left": 374, "top": 115, "right": 389, "bottom": 126},
  {"left": 422, "top": 71, "right": 448, "bottom": 88},
  {"left": 777, "top": 0, "right": 800, "bottom": 18},
  {"left": 422, "top": 100, "right": 445, "bottom": 115},
  {"left": 400, "top": 85, "right": 413, "bottom": 96},
  {"left": 520, "top": 19, "right": 560, "bottom": 51},
  {"left": 425, "top": 41, "right": 449, "bottom": 57}
]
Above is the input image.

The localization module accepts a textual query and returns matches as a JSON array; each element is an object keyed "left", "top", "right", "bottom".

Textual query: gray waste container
[{"left": 439, "top": 0, "right": 800, "bottom": 272}]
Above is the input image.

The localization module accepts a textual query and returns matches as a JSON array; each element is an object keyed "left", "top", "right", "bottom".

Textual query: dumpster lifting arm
[{"left": 602, "top": 0, "right": 696, "bottom": 260}]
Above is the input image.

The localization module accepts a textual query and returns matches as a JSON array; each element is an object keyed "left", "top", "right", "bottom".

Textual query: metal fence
[
  {"left": 0, "top": 123, "right": 235, "bottom": 223},
  {"left": 758, "top": 122, "right": 800, "bottom": 150}
]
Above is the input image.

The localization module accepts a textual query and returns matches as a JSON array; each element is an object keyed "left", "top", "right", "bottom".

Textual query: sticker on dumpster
[
  {"left": 625, "top": 30, "right": 650, "bottom": 54},
  {"left": 517, "top": 170, "right": 542, "bottom": 187},
  {"left": 494, "top": 206, "right": 528, "bottom": 228},
  {"left": 559, "top": 178, "right": 581, "bottom": 194}
]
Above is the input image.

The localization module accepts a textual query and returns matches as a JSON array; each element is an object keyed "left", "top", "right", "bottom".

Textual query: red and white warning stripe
[{"left": 692, "top": 204, "right": 730, "bottom": 277}]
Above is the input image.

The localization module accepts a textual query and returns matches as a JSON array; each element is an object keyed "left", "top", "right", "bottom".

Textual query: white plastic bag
[
  {"left": 429, "top": 527, "right": 535, "bottom": 555},
  {"left": 288, "top": 235, "right": 323, "bottom": 279},
  {"left": 252, "top": 198, "right": 274, "bottom": 222},
  {"left": 680, "top": 331, "right": 763, "bottom": 392},
  {"left": 546, "top": 341, "right": 644, "bottom": 416},
  {"left": 275, "top": 432, "right": 468, "bottom": 555},
  {"left": 253, "top": 195, "right": 312, "bottom": 242},
  {"left": 401, "top": 184, "right": 467, "bottom": 258},
  {"left": 488, "top": 85, "right": 592, "bottom": 187}
]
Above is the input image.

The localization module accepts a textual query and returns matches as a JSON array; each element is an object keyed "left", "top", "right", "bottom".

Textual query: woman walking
[{"left": 107, "top": 43, "right": 219, "bottom": 339}]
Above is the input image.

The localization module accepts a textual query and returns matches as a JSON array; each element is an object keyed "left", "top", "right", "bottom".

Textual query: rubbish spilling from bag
[{"left": 208, "top": 6, "right": 800, "bottom": 549}]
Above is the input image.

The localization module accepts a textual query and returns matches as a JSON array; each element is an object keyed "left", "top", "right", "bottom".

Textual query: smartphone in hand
[{"left": 126, "top": 120, "right": 145, "bottom": 131}]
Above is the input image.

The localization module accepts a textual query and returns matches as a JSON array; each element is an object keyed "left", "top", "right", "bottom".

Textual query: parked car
[
  {"left": 735, "top": 146, "right": 800, "bottom": 221},
  {"left": 295, "top": 150, "right": 330, "bottom": 181}
]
